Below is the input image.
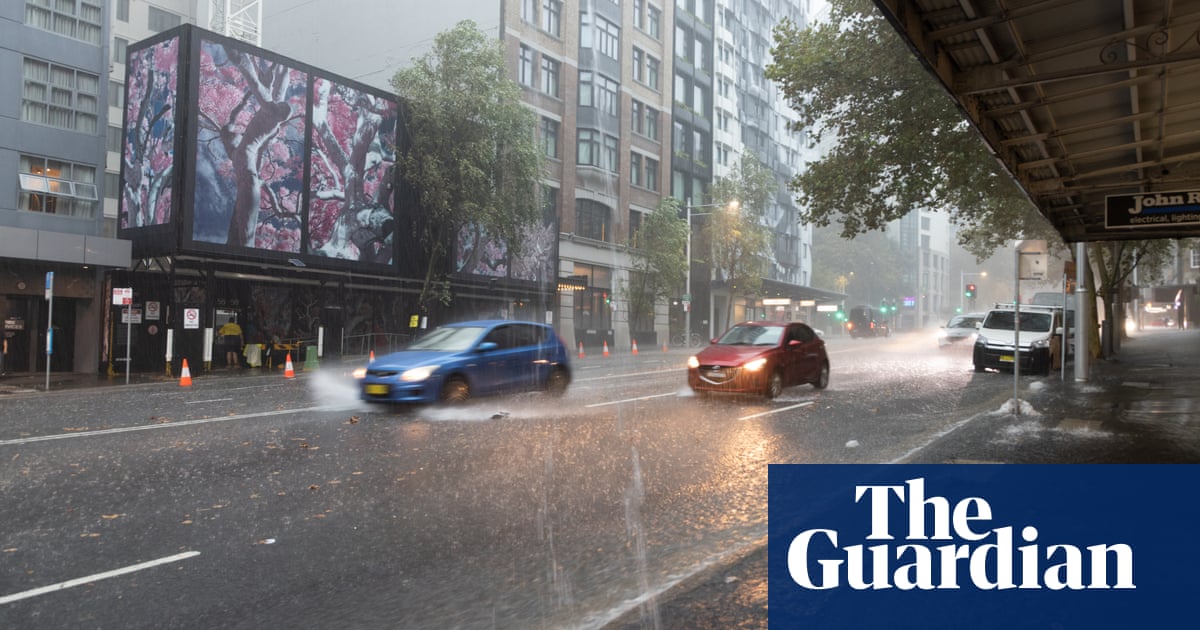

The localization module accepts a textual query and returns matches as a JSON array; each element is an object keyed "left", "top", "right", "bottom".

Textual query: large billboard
[
  {"left": 119, "top": 25, "right": 402, "bottom": 269},
  {"left": 120, "top": 35, "right": 180, "bottom": 231}
]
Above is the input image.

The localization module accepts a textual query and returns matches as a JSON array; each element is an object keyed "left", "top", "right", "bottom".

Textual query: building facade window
[
  {"left": 22, "top": 57, "right": 99, "bottom": 133},
  {"left": 106, "top": 125, "right": 122, "bottom": 153},
  {"left": 542, "top": 0, "right": 562, "bottom": 37},
  {"left": 629, "top": 209, "right": 644, "bottom": 247},
  {"left": 116, "top": 0, "right": 129, "bottom": 21},
  {"left": 644, "top": 157, "right": 659, "bottom": 191},
  {"left": 518, "top": 45, "right": 535, "bottom": 87},
  {"left": 148, "top": 6, "right": 181, "bottom": 33},
  {"left": 18, "top": 154, "right": 98, "bottom": 218},
  {"left": 602, "top": 135, "right": 619, "bottom": 172},
  {"left": 645, "top": 106, "right": 659, "bottom": 140},
  {"left": 521, "top": 0, "right": 537, "bottom": 23},
  {"left": 646, "top": 55, "right": 660, "bottom": 90},
  {"left": 630, "top": 152, "right": 643, "bottom": 187},
  {"left": 576, "top": 199, "right": 611, "bottom": 242},
  {"left": 633, "top": 0, "right": 644, "bottom": 30},
  {"left": 105, "top": 171, "right": 120, "bottom": 200},
  {"left": 577, "top": 129, "right": 601, "bottom": 167},
  {"left": 579, "top": 71, "right": 619, "bottom": 116},
  {"left": 631, "top": 100, "right": 644, "bottom": 135},
  {"left": 540, "top": 117, "right": 559, "bottom": 159},
  {"left": 582, "top": 13, "right": 620, "bottom": 61},
  {"left": 25, "top": 0, "right": 102, "bottom": 45},
  {"left": 540, "top": 55, "right": 560, "bottom": 97},
  {"left": 108, "top": 80, "right": 124, "bottom": 109},
  {"left": 632, "top": 48, "right": 644, "bottom": 83},
  {"left": 113, "top": 37, "right": 129, "bottom": 64},
  {"left": 1191, "top": 248, "right": 1199, "bottom": 268},
  {"left": 647, "top": 4, "right": 661, "bottom": 39}
]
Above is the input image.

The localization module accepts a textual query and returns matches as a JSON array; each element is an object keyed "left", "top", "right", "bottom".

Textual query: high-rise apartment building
[{"left": 2, "top": 1, "right": 132, "bottom": 374}]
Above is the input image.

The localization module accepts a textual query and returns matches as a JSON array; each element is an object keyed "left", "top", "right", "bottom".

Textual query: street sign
[
  {"left": 1105, "top": 189, "right": 1200, "bottom": 230},
  {"left": 184, "top": 308, "right": 200, "bottom": 329},
  {"left": 113, "top": 287, "right": 133, "bottom": 306},
  {"left": 45, "top": 271, "right": 54, "bottom": 301}
]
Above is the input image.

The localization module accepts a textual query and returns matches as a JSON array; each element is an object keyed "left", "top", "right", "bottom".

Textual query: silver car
[{"left": 937, "top": 313, "right": 985, "bottom": 347}]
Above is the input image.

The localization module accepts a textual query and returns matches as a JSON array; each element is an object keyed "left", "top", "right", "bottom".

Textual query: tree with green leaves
[
  {"left": 391, "top": 20, "right": 542, "bottom": 311},
  {"left": 705, "top": 154, "right": 776, "bottom": 326},
  {"left": 765, "top": 0, "right": 1055, "bottom": 257},
  {"left": 766, "top": 0, "right": 1175, "bottom": 353},
  {"left": 626, "top": 198, "right": 690, "bottom": 333}
]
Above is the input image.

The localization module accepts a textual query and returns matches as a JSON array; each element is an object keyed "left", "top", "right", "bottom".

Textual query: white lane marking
[
  {"left": 0, "top": 551, "right": 201, "bottom": 605},
  {"left": 0, "top": 405, "right": 356, "bottom": 447},
  {"left": 585, "top": 392, "right": 678, "bottom": 408},
  {"left": 887, "top": 413, "right": 979, "bottom": 464},
  {"left": 185, "top": 398, "right": 233, "bottom": 404},
  {"left": 576, "top": 368, "right": 681, "bottom": 382},
  {"left": 738, "top": 401, "right": 814, "bottom": 421}
]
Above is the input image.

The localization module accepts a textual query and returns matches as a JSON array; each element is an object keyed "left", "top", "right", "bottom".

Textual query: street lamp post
[
  {"left": 685, "top": 197, "right": 738, "bottom": 348},
  {"left": 960, "top": 270, "right": 987, "bottom": 312}
]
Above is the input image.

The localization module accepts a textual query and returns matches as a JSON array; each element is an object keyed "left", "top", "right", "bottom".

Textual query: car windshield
[
  {"left": 982, "top": 311, "right": 1052, "bottom": 332},
  {"left": 407, "top": 326, "right": 486, "bottom": 352},
  {"left": 717, "top": 325, "right": 784, "bottom": 346},
  {"left": 948, "top": 316, "right": 982, "bottom": 328}
]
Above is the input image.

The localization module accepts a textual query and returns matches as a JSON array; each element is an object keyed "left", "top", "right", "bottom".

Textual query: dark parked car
[
  {"left": 847, "top": 305, "right": 889, "bottom": 338},
  {"left": 687, "top": 321, "right": 830, "bottom": 398},
  {"left": 356, "top": 320, "right": 571, "bottom": 404}
]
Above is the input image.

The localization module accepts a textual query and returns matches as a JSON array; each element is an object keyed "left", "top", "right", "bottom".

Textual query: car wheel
[
  {"left": 811, "top": 362, "right": 830, "bottom": 390},
  {"left": 765, "top": 371, "right": 784, "bottom": 399},
  {"left": 545, "top": 367, "right": 569, "bottom": 397},
  {"left": 973, "top": 362, "right": 986, "bottom": 373},
  {"left": 441, "top": 376, "right": 470, "bottom": 403}
]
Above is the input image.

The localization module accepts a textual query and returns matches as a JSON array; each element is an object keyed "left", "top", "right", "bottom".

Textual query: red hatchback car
[{"left": 687, "top": 321, "right": 830, "bottom": 398}]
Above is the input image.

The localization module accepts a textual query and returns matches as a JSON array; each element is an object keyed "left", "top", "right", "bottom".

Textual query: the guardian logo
[{"left": 787, "top": 477, "right": 1135, "bottom": 591}]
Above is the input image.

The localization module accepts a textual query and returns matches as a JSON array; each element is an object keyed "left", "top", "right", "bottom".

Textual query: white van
[{"left": 972, "top": 303, "right": 1064, "bottom": 375}]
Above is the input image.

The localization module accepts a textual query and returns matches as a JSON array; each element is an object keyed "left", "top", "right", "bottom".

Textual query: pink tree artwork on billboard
[
  {"left": 194, "top": 39, "right": 307, "bottom": 251},
  {"left": 307, "top": 78, "right": 398, "bottom": 263},
  {"left": 121, "top": 37, "right": 179, "bottom": 229}
]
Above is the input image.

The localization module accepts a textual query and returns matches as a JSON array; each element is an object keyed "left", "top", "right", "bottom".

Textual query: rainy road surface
[{"left": 1, "top": 332, "right": 1025, "bottom": 628}]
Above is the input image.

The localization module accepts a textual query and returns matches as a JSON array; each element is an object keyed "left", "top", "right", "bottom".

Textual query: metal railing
[{"left": 340, "top": 332, "right": 413, "bottom": 358}]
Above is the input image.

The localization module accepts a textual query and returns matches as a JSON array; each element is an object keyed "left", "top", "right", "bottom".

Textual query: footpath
[{"left": 3, "top": 330, "right": 1198, "bottom": 628}]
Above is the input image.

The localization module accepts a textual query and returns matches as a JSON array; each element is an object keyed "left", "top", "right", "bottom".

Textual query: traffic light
[{"left": 965, "top": 283, "right": 977, "bottom": 298}]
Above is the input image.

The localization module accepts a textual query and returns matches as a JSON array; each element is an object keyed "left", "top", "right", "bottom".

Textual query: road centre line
[
  {"left": 576, "top": 368, "right": 679, "bottom": 382},
  {"left": 0, "top": 405, "right": 354, "bottom": 447},
  {"left": 0, "top": 551, "right": 201, "bottom": 605},
  {"left": 738, "top": 401, "right": 814, "bottom": 421},
  {"left": 585, "top": 392, "right": 678, "bottom": 408},
  {"left": 185, "top": 398, "right": 233, "bottom": 404}
]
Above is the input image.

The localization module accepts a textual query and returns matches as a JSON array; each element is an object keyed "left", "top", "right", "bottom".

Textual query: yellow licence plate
[
  {"left": 999, "top": 354, "right": 1014, "bottom": 363},
  {"left": 365, "top": 384, "right": 389, "bottom": 395}
]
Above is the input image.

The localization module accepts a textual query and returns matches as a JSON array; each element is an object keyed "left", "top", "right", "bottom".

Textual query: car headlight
[
  {"left": 1031, "top": 337, "right": 1050, "bottom": 349},
  {"left": 352, "top": 367, "right": 367, "bottom": 379},
  {"left": 687, "top": 356, "right": 699, "bottom": 369},
  {"left": 401, "top": 366, "right": 436, "bottom": 381},
  {"left": 743, "top": 357, "right": 767, "bottom": 372}
]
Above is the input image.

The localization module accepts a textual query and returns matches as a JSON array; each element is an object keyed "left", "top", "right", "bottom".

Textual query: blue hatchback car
[{"left": 356, "top": 320, "right": 571, "bottom": 404}]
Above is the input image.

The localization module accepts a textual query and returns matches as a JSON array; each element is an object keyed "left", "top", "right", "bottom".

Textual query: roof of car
[{"left": 443, "top": 319, "right": 550, "bottom": 328}]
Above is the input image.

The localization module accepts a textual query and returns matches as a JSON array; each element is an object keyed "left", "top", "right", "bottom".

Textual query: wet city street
[{"left": 2, "top": 329, "right": 1198, "bottom": 628}]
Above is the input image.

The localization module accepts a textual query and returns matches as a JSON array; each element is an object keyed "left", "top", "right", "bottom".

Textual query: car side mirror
[
  {"left": 1055, "top": 327, "right": 1064, "bottom": 336},
  {"left": 788, "top": 339, "right": 802, "bottom": 347},
  {"left": 478, "top": 341, "right": 499, "bottom": 352}
]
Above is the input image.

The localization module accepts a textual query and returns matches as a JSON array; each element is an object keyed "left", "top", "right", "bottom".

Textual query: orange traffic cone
[
  {"left": 179, "top": 359, "right": 192, "bottom": 387},
  {"left": 602, "top": 341, "right": 610, "bottom": 357},
  {"left": 284, "top": 353, "right": 296, "bottom": 378},
  {"left": 578, "top": 342, "right": 585, "bottom": 359},
  {"left": 663, "top": 341, "right": 669, "bottom": 352},
  {"left": 631, "top": 340, "right": 639, "bottom": 355},
  {"left": 369, "top": 350, "right": 375, "bottom": 363}
]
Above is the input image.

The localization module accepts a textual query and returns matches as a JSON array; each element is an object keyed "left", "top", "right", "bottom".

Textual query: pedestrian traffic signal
[{"left": 965, "top": 284, "right": 977, "bottom": 298}]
